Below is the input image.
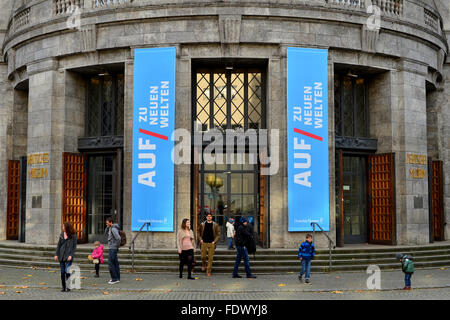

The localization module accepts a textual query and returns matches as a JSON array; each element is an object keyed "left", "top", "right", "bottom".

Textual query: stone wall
[
  {"left": 0, "top": 63, "right": 13, "bottom": 240},
  {"left": 0, "top": 0, "right": 448, "bottom": 247},
  {"left": 391, "top": 61, "right": 429, "bottom": 245},
  {"left": 441, "top": 65, "right": 450, "bottom": 240}
]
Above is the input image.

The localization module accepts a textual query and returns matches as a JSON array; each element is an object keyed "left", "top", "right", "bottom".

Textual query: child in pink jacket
[{"left": 91, "top": 241, "right": 104, "bottom": 278}]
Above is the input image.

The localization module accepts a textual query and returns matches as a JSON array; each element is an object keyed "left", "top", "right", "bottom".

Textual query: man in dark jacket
[
  {"left": 232, "top": 217, "right": 257, "bottom": 279},
  {"left": 105, "top": 217, "right": 121, "bottom": 284}
]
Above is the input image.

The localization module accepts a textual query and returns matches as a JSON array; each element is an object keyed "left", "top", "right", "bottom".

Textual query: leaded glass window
[
  {"left": 86, "top": 74, "right": 124, "bottom": 137},
  {"left": 194, "top": 68, "right": 265, "bottom": 131},
  {"left": 334, "top": 74, "right": 369, "bottom": 138}
]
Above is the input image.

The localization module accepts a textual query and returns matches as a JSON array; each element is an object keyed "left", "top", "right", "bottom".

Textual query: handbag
[{"left": 93, "top": 259, "right": 99, "bottom": 264}]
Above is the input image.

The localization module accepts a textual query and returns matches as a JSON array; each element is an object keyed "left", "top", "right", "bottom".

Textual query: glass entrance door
[
  {"left": 343, "top": 156, "right": 367, "bottom": 244},
  {"left": 198, "top": 158, "right": 259, "bottom": 244},
  {"left": 87, "top": 154, "right": 120, "bottom": 242}
]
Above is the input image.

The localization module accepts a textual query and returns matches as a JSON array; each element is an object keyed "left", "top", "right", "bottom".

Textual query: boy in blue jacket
[{"left": 298, "top": 234, "right": 315, "bottom": 284}]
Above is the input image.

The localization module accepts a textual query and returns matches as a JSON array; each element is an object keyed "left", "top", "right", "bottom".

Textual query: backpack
[
  {"left": 113, "top": 225, "right": 127, "bottom": 247},
  {"left": 403, "top": 257, "right": 414, "bottom": 273},
  {"left": 245, "top": 229, "right": 257, "bottom": 256}
]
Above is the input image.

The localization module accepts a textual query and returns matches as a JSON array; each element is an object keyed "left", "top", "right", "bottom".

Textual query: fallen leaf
[
  {"left": 357, "top": 290, "right": 363, "bottom": 293},
  {"left": 212, "top": 283, "right": 216, "bottom": 287},
  {"left": 41, "top": 287, "right": 48, "bottom": 290},
  {"left": 103, "top": 292, "right": 109, "bottom": 295},
  {"left": 0, "top": 285, "right": 4, "bottom": 288},
  {"left": 80, "top": 277, "right": 87, "bottom": 280},
  {"left": 20, "top": 286, "right": 28, "bottom": 289},
  {"left": 194, "top": 277, "right": 199, "bottom": 280},
  {"left": 332, "top": 290, "right": 344, "bottom": 294},
  {"left": 425, "top": 275, "right": 432, "bottom": 278},
  {"left": 27, "top": 275, "right": 32, "bottom": 277},
  {"left": 15, "top": 291, "right": 22, "bottom": 294},
  {"left": 278, "top": 283, "right": 286, "bottom": 287},
  {"left": 32, "top": 267, "right": 38, "bottom": 270},
  {"left": 167, "top": 289, "right": 172, "bottom": 293},
  {"left": 0, "top": 292, "right": 5, "bottom": 295},
  {"left": 440, "top": 268, "right": 446, "bottom": 271},
  {"left": 17, "top": 267, "right": 22, "bottom": 270},
  {"left": 39, "top": 282, "right": 47, "bottom": 285},
  {"left": 335, "top": 276, "right": 340, "bottom": 279},
  {"left": 136, "top": 278, "right": 143, "bottom": 281},
  {"left": 92, "top": 284, "right": 98, "bottom": 287},
  {"left": 49, "top": 270, "right": 56, "bottom": 273}
]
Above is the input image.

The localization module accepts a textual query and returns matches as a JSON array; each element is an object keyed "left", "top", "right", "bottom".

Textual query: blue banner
[
  {"left": 132, "top": 47, "right": 176, "bottom": 232},
  {"left": 287, "top": 47, "right": 329, "bottom": 232}
]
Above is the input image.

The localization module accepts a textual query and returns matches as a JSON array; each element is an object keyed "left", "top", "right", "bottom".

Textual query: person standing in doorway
[
  {"left": 105, "top": 217, "right": 121, "bottom": 284},
  {"left": 198, "top": 212, "right": 220, "bottom": 276},
  {"left": 226, "top": 218, "right": 236, "bottom": 250},
  {"left": 233, "top": 217, "right": 257, "bottom": 279},
  {"left": 177, "top": 218, "right": 196, "bottom": 279},
  {"left": 54, "top": 222, "right": 77, "bottom": 292}
]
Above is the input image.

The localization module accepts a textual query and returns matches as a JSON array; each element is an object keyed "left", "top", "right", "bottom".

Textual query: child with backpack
[
  {"left": 298, "top": 234, "right": 315, "bottom": 284},
  {"left": 89, "top": 241, "right": 104, "bottom": 278},
  {"left": 396, "top": 253, "right": 414, "bottom": 290}
]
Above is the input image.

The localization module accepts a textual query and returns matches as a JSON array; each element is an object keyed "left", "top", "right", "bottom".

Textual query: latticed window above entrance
[
  {"left": 195, "top": 69, "right": 265, "bottom": 132},
  {"left": 86, "top": 74, "right": 124, "bottom": 137},
  {"left": 334, "top": 74, "right": 369, "bottom": 138}
]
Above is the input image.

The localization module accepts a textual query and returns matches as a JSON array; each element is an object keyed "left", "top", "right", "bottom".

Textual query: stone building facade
[{"left": 0, "top": 0, "right": 449, "bottom": 248}]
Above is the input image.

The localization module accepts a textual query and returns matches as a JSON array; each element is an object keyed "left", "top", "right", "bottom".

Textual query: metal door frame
[
  {"left": 85, "top": 150, "right": 123, "bottom": 242},
  {"left": 341, "top": 154, "right": 369, "bottom": 244}
]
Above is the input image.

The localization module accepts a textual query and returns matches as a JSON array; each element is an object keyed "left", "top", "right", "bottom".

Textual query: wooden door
[
  {"left": 6, "top": 160, "right": 20, "bottom": 240},
  {"left": 259, "top": 164, "right": 267, "bottom": 247},
  {"left": 430, "top": 160, "right": 444, "bottom": 241},
  {"left": 368, "top": 153, "right": 396, "bottom": 245},
  {"left": 62, "top": 153, "right": 87, "bottom": 243}
]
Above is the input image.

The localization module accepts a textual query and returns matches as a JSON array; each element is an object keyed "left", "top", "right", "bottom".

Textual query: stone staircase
[{"left": 0, "top": 241, "right": 449, "bottom": 273}]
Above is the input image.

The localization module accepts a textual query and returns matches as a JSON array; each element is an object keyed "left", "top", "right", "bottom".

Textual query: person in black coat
[
  {"left": 232, "top": 217, "right": 257, "bottom": 279},
  {"left": 54, "top": 222, "right": 77, "bottom": 292}
]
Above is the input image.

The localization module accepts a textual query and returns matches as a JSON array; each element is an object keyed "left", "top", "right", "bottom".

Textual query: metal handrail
[
  {"left": 129, "top": 222, "right": 151, "bottom": 272},
  {"left": 311, "top": 222, "right": 336, "bottom": 271}
]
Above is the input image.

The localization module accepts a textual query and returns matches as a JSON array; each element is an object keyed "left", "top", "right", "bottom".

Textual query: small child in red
[{"left": 91, "top": 241, "right": 104, "bottom": 278}]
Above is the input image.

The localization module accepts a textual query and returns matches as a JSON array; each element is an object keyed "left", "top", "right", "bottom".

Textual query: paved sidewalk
[{"left": 0, "top": 264, "right": 449, "bottom": 299}]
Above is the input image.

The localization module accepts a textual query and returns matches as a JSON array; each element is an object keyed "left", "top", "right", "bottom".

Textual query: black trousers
[
  {"left": 94, "top": 262, "right": 100, "bottom": 275},
  {"left": 179, "top": 249, "right": 194, "bottom": 278}
]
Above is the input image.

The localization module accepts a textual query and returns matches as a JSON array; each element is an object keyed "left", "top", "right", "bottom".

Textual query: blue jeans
[
  {"left": 59, "top": 260, "right": 73, "bottom": 289},
  {"left": 59, "top": 260, "right": 73, "bottom": 275},
  {"left": 108, "top": 248, "right": 120, "bottom": 281},
  {"left": 299, "top": 259, "right": 312, "bottom": 279},
  {"left": 233, "top": 246, "right": 252, "bottom": 277},
  {"left": 228, "top": 237, "right": 233, "bottom": 249},
  {"left": 405, "top": 273, "right": 412, "bottom": 287}
]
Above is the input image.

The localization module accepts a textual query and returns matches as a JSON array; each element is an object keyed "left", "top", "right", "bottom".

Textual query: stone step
[
  {"left": 0, "top": 241, "right": 449, "bottom": 273},
  {"left": 0, "top": 257, "right": 449, "bottom": 273},
  {"left": 1, "top": 245, "right": 450, "bottom": 261},
  {"left": 1, "top": 251, "right": 449, "bottom": 266},
  {"left": 1, "top": 249, "right": 450, "bottom": 265},
  {"left": 1, "top": 242, "right": 449, "bottom": 255}
]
